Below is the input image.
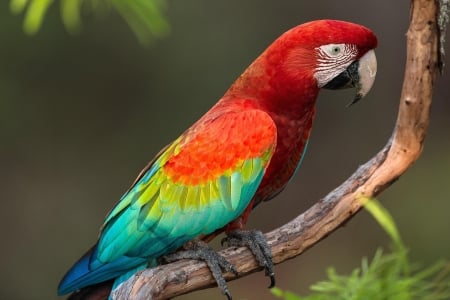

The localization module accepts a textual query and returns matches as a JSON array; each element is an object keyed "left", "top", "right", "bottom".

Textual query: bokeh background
[{"left": 1, "top": 1, "right": 449, "bottom": 299}]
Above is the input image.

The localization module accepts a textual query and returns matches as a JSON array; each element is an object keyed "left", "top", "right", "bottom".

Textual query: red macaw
[{"left": 58, "top": 19, "right": 377, "bottom": 299}]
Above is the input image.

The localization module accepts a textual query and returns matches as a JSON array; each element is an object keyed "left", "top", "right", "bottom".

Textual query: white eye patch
[{"left": 314, "top": 43, "right": 358, "bottom": 88}]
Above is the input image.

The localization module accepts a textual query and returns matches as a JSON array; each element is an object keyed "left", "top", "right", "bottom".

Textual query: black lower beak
[
  {"left": 323, "top": 60, "right": 362, "bottom": 106},
  {"left": 321, "top": 49, "right": 377, "bottom": 107},
  {"left": 323, "top": 60, "right": 359, "bottom": 90}
]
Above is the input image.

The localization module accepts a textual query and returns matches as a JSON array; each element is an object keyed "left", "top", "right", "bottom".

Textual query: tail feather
[{"left": 58, "top": 245, "right": 147, "bottom": 296}]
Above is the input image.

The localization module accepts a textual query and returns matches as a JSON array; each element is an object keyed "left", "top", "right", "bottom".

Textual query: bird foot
[
  {"left": 162, "top": 240, "right": 238, "bottom": 300},
  {"left": 222, "top": 229, "right": 275, "bottom": 288}
]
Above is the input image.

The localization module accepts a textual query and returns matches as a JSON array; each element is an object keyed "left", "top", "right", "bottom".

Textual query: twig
[{"left": 113, "top": 0, "right": 444, "bottom": 299}]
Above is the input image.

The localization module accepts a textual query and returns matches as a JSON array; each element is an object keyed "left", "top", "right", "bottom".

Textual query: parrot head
[
  {"left": 228, "top": 20, "right": 378, "bottom": 110},
  {"left": 279, "top": 19, "right": 378, "bottom": 106},
  {"left": 306, "top": 20, "right": 378, "bottom": 105}
]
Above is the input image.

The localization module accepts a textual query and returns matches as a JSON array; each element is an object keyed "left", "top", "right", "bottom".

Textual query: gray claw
[
  {"left": 163, "top": 240, "right": 237, "bottom": 299},
  {"left": 222, "top": 230, "right": 275, "bottom": 288}
]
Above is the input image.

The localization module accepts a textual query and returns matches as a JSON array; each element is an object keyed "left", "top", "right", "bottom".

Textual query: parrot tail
[{"left": 58, "top": 245, "right": 147, "bottom": 296}]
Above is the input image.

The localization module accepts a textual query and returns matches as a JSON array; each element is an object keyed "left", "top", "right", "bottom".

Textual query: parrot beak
[{"left": 323, "top": 49, "right": 377, "bottom": 106}]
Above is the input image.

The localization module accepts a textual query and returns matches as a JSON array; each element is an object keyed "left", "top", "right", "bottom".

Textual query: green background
[{"left": 1, "top": 1, "right": 449, "bottom": 299}]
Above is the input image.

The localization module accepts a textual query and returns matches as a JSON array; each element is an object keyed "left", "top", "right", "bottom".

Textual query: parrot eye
[
  {"left": 319, "top": 43, "right": 346, "bottom": 57},
  {"left": 331, "top": 46, "right": 341, "bottom": 55}
]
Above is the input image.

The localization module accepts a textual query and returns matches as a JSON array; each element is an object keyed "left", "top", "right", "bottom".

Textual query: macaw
[{"left": 58, "top": 19, "right": 377, "bottom": 300}]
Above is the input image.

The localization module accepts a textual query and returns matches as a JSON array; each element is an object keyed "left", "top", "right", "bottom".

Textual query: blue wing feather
[{"left": 58, "top": 110, "right": 276, "bottom": 295}]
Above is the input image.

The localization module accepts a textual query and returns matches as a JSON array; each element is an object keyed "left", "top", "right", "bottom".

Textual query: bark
[{"left": 113, "top": 0, "right": 446, "bottom": 299}]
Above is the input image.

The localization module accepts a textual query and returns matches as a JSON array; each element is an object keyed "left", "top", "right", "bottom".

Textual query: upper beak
[{"left": 323, "top": 49, "right": 377, "bottom": 106}]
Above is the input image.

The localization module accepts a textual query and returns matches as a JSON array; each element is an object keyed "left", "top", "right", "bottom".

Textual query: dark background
[{"left": 1, "top": 1, "right": 449, "bottom": 299}]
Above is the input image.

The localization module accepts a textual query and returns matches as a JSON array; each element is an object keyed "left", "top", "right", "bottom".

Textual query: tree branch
[{"left": 113, "top": 0, "right": 445, "bottom": 299}]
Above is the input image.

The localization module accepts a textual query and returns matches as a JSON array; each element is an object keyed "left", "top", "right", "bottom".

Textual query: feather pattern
[
  {"left": 58, "top": 108, "right": 276, "bottom": 295},
  {"left": 58, "top": 20, "right": 378, "bottom": 298}
]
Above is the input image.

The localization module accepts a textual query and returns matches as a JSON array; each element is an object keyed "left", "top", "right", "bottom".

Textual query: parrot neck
[
  {"left": 224, "top": 48, "right": 319, "bottom": 120},
  {"left": 220, "top": 47, "right": 320, "bottom": 202}
]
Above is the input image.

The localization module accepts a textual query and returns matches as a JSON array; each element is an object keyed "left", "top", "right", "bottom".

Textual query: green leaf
[
  {"left": 271, "top": 287, "right": 284, "bottom": 298},
  {"left": 271, "top": 287, "right": 303, "bottom": 300},
  {"left": 23, "top": 0, "right": 53, "bottom": 35},
  {"left": 272, "top": 199, "right": 450, "bottom": 300},
  {"left": 110, "top": 0, "right": 169, "bottom": 44},
  {"left": 10, "top": 0, "right": 29, "bottom": 14},
  {"left": 360, "top": 196, "right": 404, "bottom": 249},
  {"left": 10, "top": 0, "right": 169, "bottom": 44},
  {"left": 61, "top": 0, "right": 82, "bottom": 33}
]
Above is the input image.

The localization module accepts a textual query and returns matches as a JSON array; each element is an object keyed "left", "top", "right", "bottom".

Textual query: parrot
[{"left": 58, "top": 19, "right": 378, "bottom": 300}]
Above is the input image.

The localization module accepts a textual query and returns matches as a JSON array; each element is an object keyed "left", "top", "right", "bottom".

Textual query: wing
[{"left": 96, "top": 108, "right": 277, "bottom": 263}]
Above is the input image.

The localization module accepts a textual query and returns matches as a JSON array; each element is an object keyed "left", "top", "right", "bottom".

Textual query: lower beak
[{"left": 323, "top": 49, "right": 377, "bottom": 106}]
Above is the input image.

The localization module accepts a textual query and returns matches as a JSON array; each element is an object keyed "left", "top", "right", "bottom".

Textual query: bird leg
[
  {"left": 222, "top": 229, "right": 275, "bottom": 288},
  {"left": 162, "top": 240, "right": 238, "bottom": 300}
]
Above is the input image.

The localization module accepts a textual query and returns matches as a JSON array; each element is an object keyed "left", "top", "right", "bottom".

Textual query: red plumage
[{"left": 60, "top": 19, "right": 378, "bottom": 299}]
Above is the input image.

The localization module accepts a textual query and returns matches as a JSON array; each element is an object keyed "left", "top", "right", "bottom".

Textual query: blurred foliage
[
  {"left": 9, "top": 0, "right": 169, "bottom": 44},
  {"left": 271, "top": 199, "right": 450, "bottom": 300}
]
